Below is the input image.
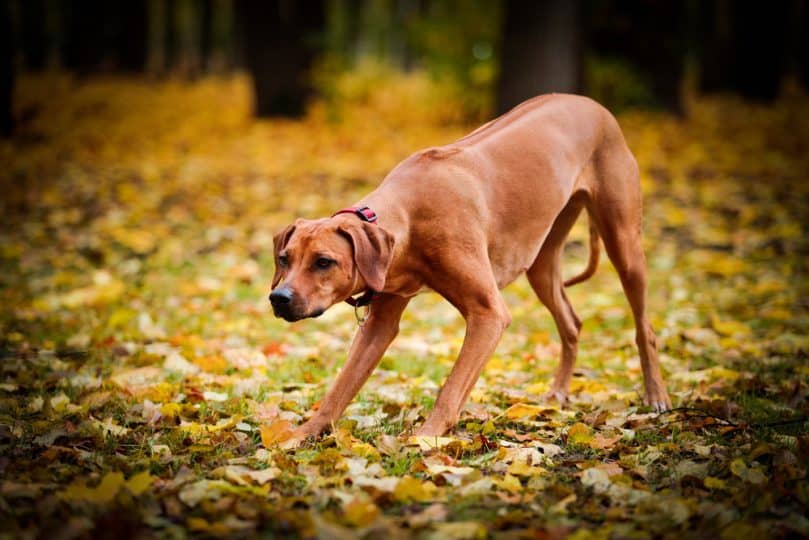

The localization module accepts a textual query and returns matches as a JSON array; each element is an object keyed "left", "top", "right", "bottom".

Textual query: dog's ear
[
  {"left": 338, "top": 222, "right": 395, "bottom": 292},
  {"left": 271, "top": 224, "right": 296, "bottom": 288}
]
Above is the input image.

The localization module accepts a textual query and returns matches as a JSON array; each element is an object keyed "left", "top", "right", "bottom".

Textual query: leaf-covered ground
[{"left": 1, "top": 73, "right": 808, "bottom": 539}]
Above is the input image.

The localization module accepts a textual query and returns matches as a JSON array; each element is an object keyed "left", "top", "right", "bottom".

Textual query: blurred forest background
[{"left": 3, "top": 0, "right": 809, "bottom": 132}]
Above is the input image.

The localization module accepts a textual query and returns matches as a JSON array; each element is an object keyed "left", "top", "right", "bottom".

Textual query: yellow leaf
[
  {"left": 192, "top": 355, "right": 229, "bottom": 373},
  {"left": 394, "top": 476, "right": 437, "bottom": 502},
  {"left": 525, "top": 381, "right": 549, "bottom": 395},
  {"left": 704, "top": 476, "right": 727, "bottom": 490},
  {"left": 505, "top": 403, "right": 542, "bottom": 420},
  {"left": 350, "top": 441, "right": 381, "bottom": 462},
  {"left": 343, "top": 499, "right": 380, "bottom": 528},
  {"left": 567, "top": 422, "right": 593, "bottom": 445},
  {"left": 431, "top": 522, "right": 487, "bottom": 539},
  {"left": 710, "top": 313, "right": 750, "bottom": 337},
  {"left": 106, "top": 307, "right": 136, "bottom": 330},
  {"left": 507, "top": 461, "right": 547, "bottom": 477},
  {"left": 160, "top": 402, "right": 183, "bottom": 418},
  {"left": 729, "top": 459, "right": 767, "bottom": 485},
  {"left": 259, "top": 420, "right": 294, "bottom": 447},
  {"left": 125, "top": 471, "right": 153, "bottom": 496},
  {"left": 187, "top": 517, "right": 211, "bottom": 532},
  {"left": 494, "top": 473, "right": 522, "bottom": 493},
  {"left": 407, "top": 435, "right": 458, "bottom": 452},
  {"left": 693, "top": 251, "right": 747, "bottom": 277},
  {"left": 61, "top": 472, "right": 125, "bottom": 504}
]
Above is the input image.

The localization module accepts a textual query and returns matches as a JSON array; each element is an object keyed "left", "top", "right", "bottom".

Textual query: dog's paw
[
  {"left": 644, "top": 390, "right": 672, "bottom": 413},
  {"left": 543, "top": 389, "right": 569, "bottom": 406},
  {"left": 414, "top": 417, "right": 454, "bottom": 438},
  {"left": 279, "top": 420, "right": 328, "bottom": 449},
  {"left": 280, "top": 427, "right": 318, "bottom": 449}
]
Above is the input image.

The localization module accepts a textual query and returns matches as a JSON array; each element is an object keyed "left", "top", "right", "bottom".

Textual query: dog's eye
[
  {"left": 278, "top": 254, "right": 289, "bottom": 267},
  {"left": 315, "top": 257, "right": 335, "bottom": 269}
]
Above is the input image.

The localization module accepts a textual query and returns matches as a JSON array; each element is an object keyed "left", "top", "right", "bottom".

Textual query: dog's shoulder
[{"left": 418, "top": 146, "right": 463, "bottom": 161}]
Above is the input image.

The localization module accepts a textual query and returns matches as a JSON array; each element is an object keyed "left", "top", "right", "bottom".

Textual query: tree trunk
[
  {"left": 64, "top": 0, "right": 148, "bottom": 73},
  {"left": 586, "top": 0, "right": 685, "bottom": 114},
  {"left": 699, "top": 0, "right": 789, "bottom": 101},
  {"left": 147, "top": 0, "right": 167, "bottom": 73},
  {"left": 117, "top": 0, "right": 148, "bottom": 71},
  {"left": 20, "top": 0, "right": 47, "bottom": 70},
  {"left": 201, "top": 0, "right": 213, "bottom": 71},
  {"left": 794, "top": 0, "right": 809, "bottom": 91},
  {"left": 496, "top": 0, "right": 582, "bottom": 116},
  {"left": 0, "top": 0, "right": 14, "bottom": 137},
  {"left": 173, "top": 0, "right": 201, "bottom": 77},
  {"left": 238, "top": 0, "right": 326, "bottom": 117}
]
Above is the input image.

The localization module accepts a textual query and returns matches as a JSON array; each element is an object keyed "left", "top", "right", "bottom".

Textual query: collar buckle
[{"left": 332, "top": 205, "right": 377, "bottom": 223}]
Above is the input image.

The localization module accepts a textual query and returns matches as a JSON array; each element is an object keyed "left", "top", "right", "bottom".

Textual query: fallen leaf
[
  {"left": 504, "top": 403, "right": 542, "bottom": 419},
  {"left": 394, "top": 476, "right": 437, "bottom": 502},
  {"left": 259, "top": 420, "right": 295, "bottom": 447},
  {"left": 567, "top": 422, "right": 594, "bottom": 445},
  {"left": 343, "top": 498, "right": 380, "bottom": 528},
  {"left": 60, "top": 472, "right": 125, "bottom": 504},
  {"left": 729, "top": 459, "right": 767, "bottom": 485}
]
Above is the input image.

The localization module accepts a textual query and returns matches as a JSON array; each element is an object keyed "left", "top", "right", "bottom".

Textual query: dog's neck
[{"left": 353, "top": 195, "right": 417, "bottom": 297}]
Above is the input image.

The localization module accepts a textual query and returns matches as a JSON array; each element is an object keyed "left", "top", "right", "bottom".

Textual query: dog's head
[{"left": 268, "top": 217, "right": 395, "bottom": 321}]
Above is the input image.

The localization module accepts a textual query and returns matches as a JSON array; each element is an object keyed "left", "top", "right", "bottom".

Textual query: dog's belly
[
  {"left": 489, "top": 227, "right": 550, "bottom": 288},
  {"left": 483, "top": 164, "right": 571, "bottom": 289}
]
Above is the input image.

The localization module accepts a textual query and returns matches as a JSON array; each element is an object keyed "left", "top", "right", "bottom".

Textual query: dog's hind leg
[
  {"left": 589, "top": 147, "right": 671, "bottom": 411},
  {"left": 527, "top": 199, "right": 585, "bottom": 404}
]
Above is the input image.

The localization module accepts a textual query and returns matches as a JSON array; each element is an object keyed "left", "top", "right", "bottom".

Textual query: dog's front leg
[
  {"left": 416, "top": 295, "right": 510, "bottom": 437},
  {"left": 291, "top": 293, "right": 411, "bottom": 441}
]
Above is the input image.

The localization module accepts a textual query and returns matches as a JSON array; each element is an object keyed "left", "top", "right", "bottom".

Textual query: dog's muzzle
[{"left": 269, "top": 287, "right": 298, "bottom": 321}]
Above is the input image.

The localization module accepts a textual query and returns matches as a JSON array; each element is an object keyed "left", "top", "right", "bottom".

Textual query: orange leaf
[
  {"left": 589, "top": 433, "right": 622, "bottom": 450},
  {"left": 259, "top": 420, "right": 294, "bottom": 447},
  {"left": 262, "top": 342, "right": 284, "bottom": 356}
]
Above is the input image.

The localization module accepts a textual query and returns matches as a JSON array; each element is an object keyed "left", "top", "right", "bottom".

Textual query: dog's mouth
[{"left": 272, "top": 306, "right": 325, "bottom": 322}]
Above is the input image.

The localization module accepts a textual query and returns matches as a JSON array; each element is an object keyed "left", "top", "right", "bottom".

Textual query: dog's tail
[{"left": 564, "top": 218, "right": 600, "bottom": 287}]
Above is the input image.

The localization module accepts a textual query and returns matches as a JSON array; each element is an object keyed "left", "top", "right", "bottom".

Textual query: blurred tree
[
  {"left": 172, "top": 0, "right": 201, "bottom": 77},
  {"left": 238, "top": 0, "right": 325, "bottom": 117},
  {"left": 146, "top": 0, "right": 167, "bottom": 73},
  {"left": 20, "top": 0, "right": 46, "bottom": 70},
  {"left": 63, "top": 0, "right": 147, "bottom": 72},
  {"left": 801, "top": 0, "right": 809, "bottom": 90},
  {"left": 119, "top": 1, "right": 148, "bottom": 71},
  {"left": 324, "top": 0, "right": 361, "bottom": 66},
  {"left": 698, "top": 0, "right": 790, "bottom": 101},
  {"left": 586, "top": 0, "right": 685, "bottom": 114},
  {"left": 200, "top": 0, "right": 234, "bottom": 72},
  {"left": 201, "top": 0, "right": 214, "bottom": 69},
  {"left": 496, "top": 0, "right": 582, "bottom": 115},
  {"left": 1, "top": 0, "right": 13, "bottom": 136}
]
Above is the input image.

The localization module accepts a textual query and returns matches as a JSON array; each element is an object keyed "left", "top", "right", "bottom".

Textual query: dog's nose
[{"left": 269, "top": 288, "right": 293, "bottom": 306}]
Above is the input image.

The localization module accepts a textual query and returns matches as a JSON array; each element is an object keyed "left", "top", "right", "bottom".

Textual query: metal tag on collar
[{"left": 354, "top": 303, "right": 370, "bottom": 326}]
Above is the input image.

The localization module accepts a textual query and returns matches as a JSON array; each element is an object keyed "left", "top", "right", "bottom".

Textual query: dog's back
[{"left": 368, "top": 94, "right": 623, "bottom": 289}]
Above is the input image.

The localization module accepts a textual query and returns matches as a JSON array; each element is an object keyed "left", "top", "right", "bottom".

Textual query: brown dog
[{"left": 269, "top": 94, "right": 671, "bottom": 440}]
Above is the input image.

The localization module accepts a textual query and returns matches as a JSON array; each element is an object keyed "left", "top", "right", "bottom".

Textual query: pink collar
[{"left": 332, "top": 205, "right": 377, "bottom": 223}]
